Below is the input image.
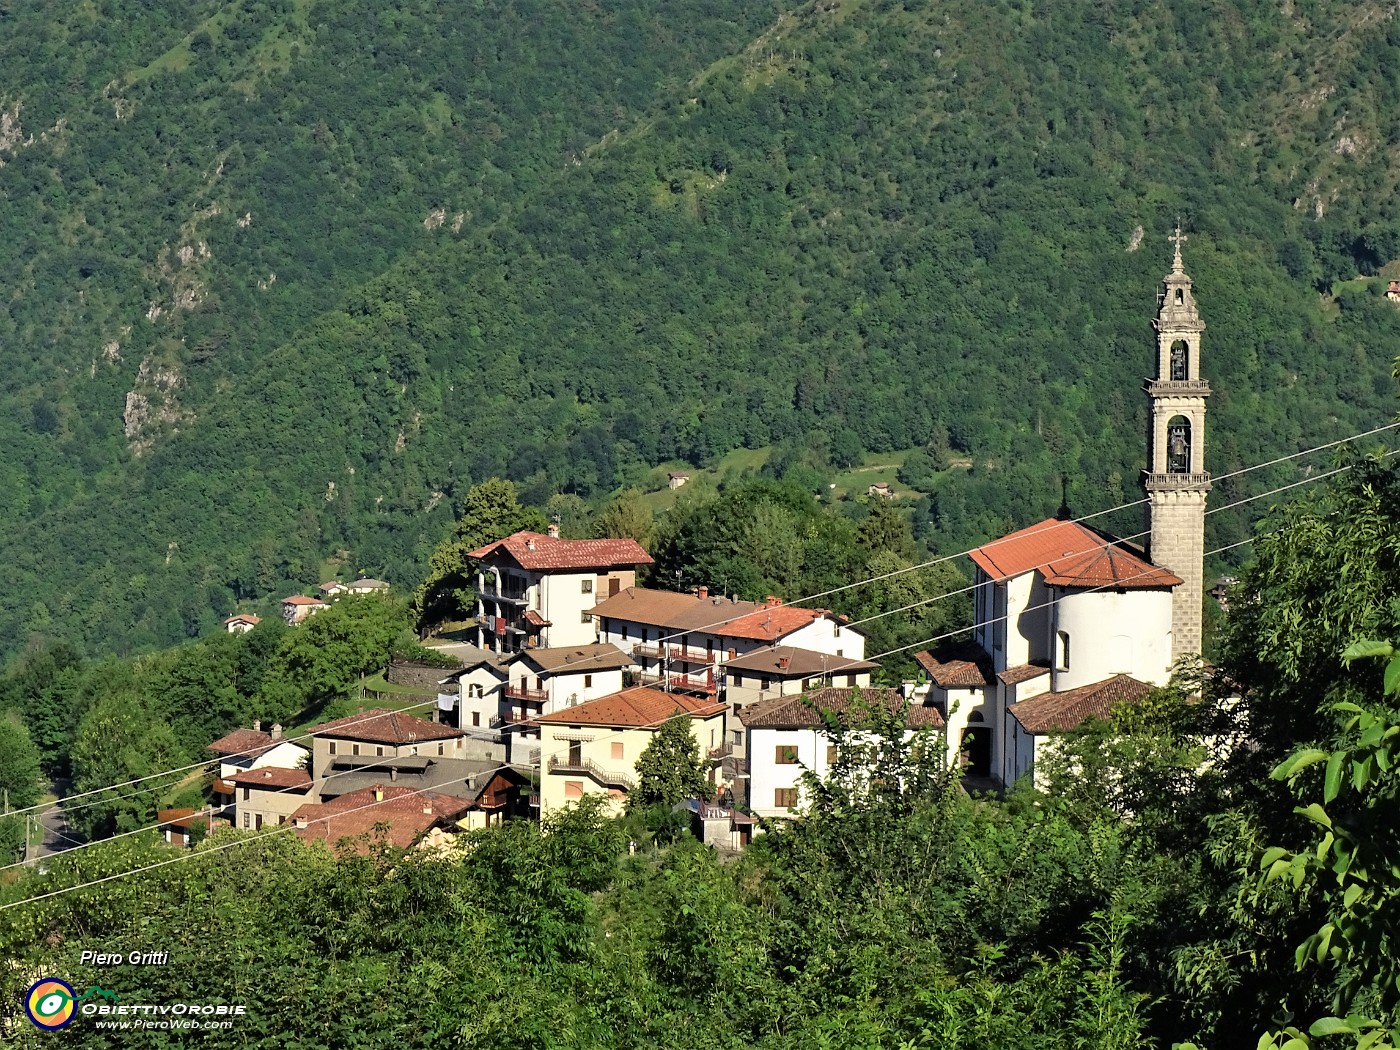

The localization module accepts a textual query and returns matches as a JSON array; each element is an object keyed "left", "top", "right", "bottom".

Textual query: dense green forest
[
  {"left": 6, "top": 0, "right": 1400, "bottom": 661},
  {"left": 7, "top": 455, "right": 1400, "bottom": 1047}
]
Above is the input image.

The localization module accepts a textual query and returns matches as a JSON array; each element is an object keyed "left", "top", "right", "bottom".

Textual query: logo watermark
[{"left": 24, "top": 979, "right": 76, "bottom": 1031}]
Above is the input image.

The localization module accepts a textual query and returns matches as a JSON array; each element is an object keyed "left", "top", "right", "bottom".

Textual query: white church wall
[{"left": 1051, "top": 588, "right": 1173, "bottom": 691}]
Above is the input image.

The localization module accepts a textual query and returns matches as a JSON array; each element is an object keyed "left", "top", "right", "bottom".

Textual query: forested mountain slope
[{"left": 5, "top": 0, "right": 1400, "bottom": 658}]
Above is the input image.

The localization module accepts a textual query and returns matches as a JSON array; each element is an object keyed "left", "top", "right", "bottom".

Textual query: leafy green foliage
[{"left": 627, "top": 714, "right": 710, "bottom": 813}]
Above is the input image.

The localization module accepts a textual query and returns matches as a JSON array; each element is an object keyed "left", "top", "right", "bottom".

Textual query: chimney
[
  {"left": 253, "top": 720, "right": 261, "bottom": 733},
  {"left": 390, "top": 767, "right": 398, "bottom": 781},
  {"left": 373, "top": 786, "right": 384, "bottom": 802},
  {"left": 547, "top": 523, "right": 560, "bottom": 539},
  {"left": 293, "top": 816, "right": 307, "bottom": 829},
  {"left": 766, "top": 595, "right": 781, "bottom": 608},
  {"left": 778, "top": 657, "right": 790, "bottom": 670},
  {"left": 423, "top": 803, "right": 434, "bottom": 815},
  {"left": 270, "top": 723, "right": 283, "bottom": 740},
  {"left": 526, "top": 538, "right": 536, "bottom": 551},
  {"left": 697, "top": 585, "right": 708, "bottom": 600}
]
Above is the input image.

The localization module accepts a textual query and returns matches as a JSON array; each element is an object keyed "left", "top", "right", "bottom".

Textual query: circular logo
[{"left": 25, "top": 978, "right": 76, "bottom": 1030}]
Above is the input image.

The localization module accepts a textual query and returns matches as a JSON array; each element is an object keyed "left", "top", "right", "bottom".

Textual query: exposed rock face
[{"left": 123, "top": 355, "right": 192, "bottom": 454}]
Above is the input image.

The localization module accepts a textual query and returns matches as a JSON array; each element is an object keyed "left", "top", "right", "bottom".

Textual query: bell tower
[{"left": 1144, "top": 227, "right": 1210, "bottom": 660}]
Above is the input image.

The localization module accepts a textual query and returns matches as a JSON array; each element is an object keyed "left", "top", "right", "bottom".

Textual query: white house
[
  {"left": 740, "top": 686, "right": 944, "bottom": 820},
  {"left": 591, "top": 587, "right": 866, "bottom": 697},
  {"left": 207, "top": 722, "right": 311, "bottom": 816},
  {"left": 467, "top": 528, "right": 652, "bottom": 653},
  {"left": 437, "top": 648, "right": 510, "bottom": 740},
  {"left": 1004, "top": 674, "right": 1156, "bottom": 789},
  {"left": 500, "top": 643, "right": 633, "bottom": 763},
  {"left": 722, "top": 646, "right": 878, "bottom": 758},
  {"left": 223, "top": 613, "right": 261, "bottom": 634},
  {"left": 281, "top": 595, "right": 328, "bottom": 625}
]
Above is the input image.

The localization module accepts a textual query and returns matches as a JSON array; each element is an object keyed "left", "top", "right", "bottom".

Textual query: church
[{"left": 914, "top": 231, "right": 1210, "bottom": 787}]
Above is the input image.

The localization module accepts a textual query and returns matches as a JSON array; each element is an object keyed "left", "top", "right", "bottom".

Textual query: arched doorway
[{"left": 961, "top": 712, "right": 992, "bottom": 778}]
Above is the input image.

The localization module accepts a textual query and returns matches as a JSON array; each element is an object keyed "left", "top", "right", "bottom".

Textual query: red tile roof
[
  {"left": 282, "top": 595, "right": 326, "bottom": 607},
  {"left": 305, "top": 709, "right": 464, "bottom": 745},
  {"left": 589, "top": 587, "right": 834, "bottom": 641},
  {"left": 739, "top": 687, "right": 944, "bottom": 730},
  {"left": 523, "top": 610, "right": 550, "bottom": 627},
  {"left": 969, "top": 518, "right": 1179, "bottom": 589},
  {"left": 228, "top": 767, "right": 312, "bottom": 791},
  {"left": 535, "top": 686, "right": 725, "bottom": 728},
  {"left": 914, "top": 643, "right": 995, "bottom": 688},
  {"left": 223, "top": 614, "right": 261, "bottom": 625},
  {"left": 998, "top": 662, "right": 1052, "bottom": 686},
  {"left": 1008, "top": 674, "right": 1154, "bottom": 733},
  {"left": 724, "top": 646, "right": 878, "bottom": 677},
  {"left": 292, "top": 786, "right": 474, "bottom": 851},
  {"left": 467, "top": 531, "right": 652, "bottom": 571},
  {"left": 207, "top": 728, "right": 276, "bottom": 758}
]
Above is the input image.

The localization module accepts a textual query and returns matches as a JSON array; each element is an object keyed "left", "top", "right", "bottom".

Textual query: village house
[
  {"left": 304, "top": 709, "right": 479, "bottom": 800},
  {"left": 668, "top": 471, "right": 691, "bottom": 490},
  {"left": 281, "top": 594, "right": 328, "bottom": 625},
  {"left": 467, "top": 526, "right": 652, "bottom": 653},
  {"left": 223, "top": 613, "right": 261, "bottom": 634},
  {"left": 436, "top": 646, "right": 510, "bottom": 743},
  {"left": 227, "top": 766, "right": 314, "bottom": 830},
  {"left": 591, "top": 587, "right": 865, "bottom": 697},
  {"left": 741, "top": 686, "right": 944, "bottom": 820},
  {"left": 867, "top": 482, "right": 895, "bottom": 499},
  {"left": 722, "top": 646, "right": 878, "bottom": 758},
  {"left": 344, "top": 577, "right": 391, "bottom": 595},
  {"left": 534, "top": 686, "right": 727, "bottom": 817},
  {"left": 157, "top": 808, "right": 225, "bottom": 847},
  {"left": 207, "top": 721, "right": 310, "bottom": 814}
]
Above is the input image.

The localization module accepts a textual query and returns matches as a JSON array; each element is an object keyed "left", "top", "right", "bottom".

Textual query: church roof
[
  {"left": 969, "top": 518, "right": 1180, "bottom": 590},
  {"left": 914, "top": 642, "right": 996, "bottom": 688},
  {"left": 1007, "top": 674, "right": 1154, "bottom": 733}
]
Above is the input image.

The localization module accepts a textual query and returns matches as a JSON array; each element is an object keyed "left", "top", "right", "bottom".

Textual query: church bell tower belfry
[{"left": 1144, "top": 227, "right": 1210, "bottom": 660}]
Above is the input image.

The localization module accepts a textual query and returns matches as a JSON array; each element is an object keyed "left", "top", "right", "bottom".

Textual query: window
[
  {"left": 581, "top": 579, "right": 593, "bottom": 594},
  {"left": 775, "top": 745, "right": 798, "bottom": 765},
  {"left": 376, "top": 746, "right": 385, "bottom": 757},
  {"left": 243, "top": 788, "right": 250, "bottom": 802},
  {"left": 581, "top": 610, "right": 591, "bottom": 623},
  {"left": 410, "top": 746, "right": 418, "bottom": 756},
  {"left": 760, "top": 676, "right": 770, "bottom": 690},
  {"left": 328, "top": 741, "right": 337, "bottom": 755},
  {"left": 242, "top": 812, "right": 251, "bottom": 828},
  {"left": 611, "top": 741, "right": 624, "bottom": 761},
  {"left": 565, "top": 781, "right": 584, "bottom": 800},
  {"left": 438, "top": 742, "right": 446, "bottom": 756},
  {"left": 826, "top": 745, "right": 838, "bottom": 765},
  {"left": 468, "top": 684, "right": 483, "bottom": 699},
  {"left": 1170, "top": 340, "right": 1189, "bottom": 381},
  {"left": 775, "top": 788, "right": 798, "bottom": 808},
  {"left": 352, "top": 743, "right": 361, "bottom": 756},
  {"left": 1057, "top": 631, "right": 1070, "bottom": 671},
  {"left": 733, "top": 730, "right": 743, "bottom": 747},
  {"left": 732, "top": 673, "right": 743, "bottom": 687},
  {"left": 472, "top": 712, "right": 480, "bottom": 727},
  {"left": 584, "top": 674, "right": 593, "bottom": 688}
]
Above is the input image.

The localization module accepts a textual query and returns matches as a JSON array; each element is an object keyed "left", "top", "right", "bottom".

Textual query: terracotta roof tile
[
  {"left": 535, "top": 686, "right": 725, "bottom": 728},
  {"left": 914, "top": 642, "right": 995, "bottom": 688},
  {"left": 292, "top": 786, "right": 474, "bottom": 851},
  {"left": 228, "top": 767, "right": 313, "bottom": 791},
  {"left": 223, "top": 614, "right": 261, "bottom": 625},
  {"left": 589, "top": 587, "right": 836, "bottom": 642},
  {"left": 467, "top": 531, "right": 653, "bottom": 571},
  {"left": 1008, "top": 674, "right": 1154, "bottom": 733},
  {"left": 282, "top": 595, "right": 327, "bottom": 607},
  {"left": 207, "top": 728, "right": 276, "bottom": 758},
  {"left": 739, "top": 687, "right": 944, "bottom": 730},
  {"left": 998, "top": 662, "right": 1052, "bottom": 686},
  {"left": 969, "top": 518, "right": 1179, "bottom": 590},
  {"left": 305, "top": 709, "right": 464, "bottom": 745}
]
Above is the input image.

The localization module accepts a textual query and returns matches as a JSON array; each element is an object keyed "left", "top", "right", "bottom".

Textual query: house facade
[
  {"left": 281, "top": 595, "right": 328, "bottom": 624},
  {"left": 722, "top": 646, "right": 878, "bottom": 758},
  {"left": 467, "top": 528, "right": 652, "bottom": 653},
  {"left": 592, "top": 587, "right": 866, "bottom": 697},
  {"left": 228, "top": 766, "right": 314, "bottom": 830},
  {"left": 741, "top": 687, "right": 944, "bottom": 820},
  {"left": 534, "top": 687, "right": 726, "bottom": 817}
]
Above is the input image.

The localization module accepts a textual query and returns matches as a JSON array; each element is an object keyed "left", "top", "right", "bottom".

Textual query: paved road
[{"left": 30, "top": 778, "right": 83, "bottom": 862}]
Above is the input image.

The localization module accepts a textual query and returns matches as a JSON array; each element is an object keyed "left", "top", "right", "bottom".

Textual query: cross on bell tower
[{"left": 1143, "top": 225, "right": 1210, "bottom": 660}]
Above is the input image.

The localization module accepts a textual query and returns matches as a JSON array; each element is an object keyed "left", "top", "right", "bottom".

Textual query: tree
[
  {"left": 594, "top": 488, "right": 653, "bottom": 546},
  {"left": 628, "top": 714, "right": 710, "bottom": 812},
  {"left": 0, "top": 713, "right": 42, "bottom": 812},
  {"left": 412, "top": 479, "right": 548, "bottom": 632}
]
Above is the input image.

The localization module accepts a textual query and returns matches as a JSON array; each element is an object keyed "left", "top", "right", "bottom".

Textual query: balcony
[
  {"left": 668, "top": 645, "right": 715, "bottom": 666},
  {"left": 632, "top": 643, "right": 662, "bottom": 659},
  {"left": 1143, "top": 471, "right": 1213, "bottom": 492},
  {"left": 479, "top": 579, "right": 530, "bottom": 606},
  {"left": 548, "top": 755, "right": 636, "bottom": 790},
  {"left": 504, "top": 683, "right": 548, "bottom": 703},
  {"left": 636, "top": 670, "right": 718, "bottom": 696},
  {"left": 707, "top": 743, "right": 734, "bottom": 761},
  {"left": 1145, "top": 378, "right": 1211, "bottom": 396}
]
